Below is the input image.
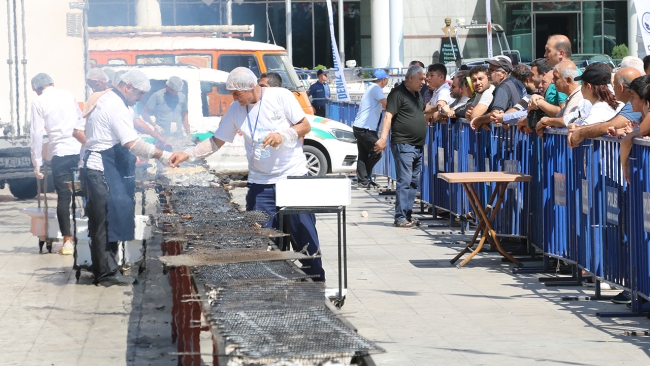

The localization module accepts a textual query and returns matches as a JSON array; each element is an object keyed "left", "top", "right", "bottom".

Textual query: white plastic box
[
  {"left": 275, "top": 178, "right": 351, "bottom": 207},
  {"left": 21, "top": 207, "right": 66, "bottom": 239}
]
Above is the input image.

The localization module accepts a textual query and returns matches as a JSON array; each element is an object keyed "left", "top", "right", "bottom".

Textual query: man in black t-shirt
[{"left": 375, "top": 65, "right": 428, "bottom": 227}]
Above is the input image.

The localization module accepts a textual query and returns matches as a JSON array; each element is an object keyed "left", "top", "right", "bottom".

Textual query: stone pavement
[{"left": 1, "top": 183, "right": 650, "bottom": 365}]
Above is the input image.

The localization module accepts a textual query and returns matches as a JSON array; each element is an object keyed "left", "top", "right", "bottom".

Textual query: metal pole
[
  {"left": 286, "top": 0, "right": 292, "bottom": 62},
  {"left": 337, "top": 0, "right": 344, "bottom": 63},
  {"left": 83, "top": 4, "right": 90, "bottom": 99},
  {"left": 19, "top": 0, "right": 27, "bottom": 136},
  {"left": 226, "top": 0, "right": 232, "bottom": 26},
  {"left": 12, "top": 0, "right": 20, "bottom": 136},
  {"left": 5, "top": 0, "right": 15, "bottom": 135}
]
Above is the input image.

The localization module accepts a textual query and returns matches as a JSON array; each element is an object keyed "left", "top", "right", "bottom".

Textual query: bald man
[
  {"left": 568, "top": 67, "right": 643, "bottom": 147},
  {"left": 534, "top": 61, "right": 583, "bottom": 136},
  {"left": 544, "top": 35, "right": 572, "bottom": 67}
]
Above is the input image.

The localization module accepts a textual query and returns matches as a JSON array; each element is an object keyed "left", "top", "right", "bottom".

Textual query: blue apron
[{"left": 83, "top": 144, "right": 136, "bottom": 242}]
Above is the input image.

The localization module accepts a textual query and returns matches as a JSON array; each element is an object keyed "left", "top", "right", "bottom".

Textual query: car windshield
[{"left": 262, "top": 53, "right": 305, "bottom": 92}]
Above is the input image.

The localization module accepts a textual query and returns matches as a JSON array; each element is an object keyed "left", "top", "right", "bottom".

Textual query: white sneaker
[{"left": 60, "top": 240, "right": 74, "bottom": 255}]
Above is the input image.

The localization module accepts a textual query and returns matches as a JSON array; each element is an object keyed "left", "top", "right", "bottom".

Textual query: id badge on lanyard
[{"left": 246, "top": 95, "right": 269, "bottom": 166}]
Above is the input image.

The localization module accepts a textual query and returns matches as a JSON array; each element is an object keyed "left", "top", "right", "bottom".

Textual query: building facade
[{"left": 88, "top": 0, "right": 643, "bottom": 69}]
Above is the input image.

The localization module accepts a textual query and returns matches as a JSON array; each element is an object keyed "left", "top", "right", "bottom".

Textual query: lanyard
[{"left": 246, "top": 91, "right": 264, "bottom": 142}]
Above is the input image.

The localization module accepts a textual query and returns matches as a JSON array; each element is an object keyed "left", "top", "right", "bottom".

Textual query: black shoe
[
  {"left": 368, "top": 181, "right": 380, "bottom": 188},
  {"left": 393, "top": 220, "right": 414, "bottom": 228},
  {"left": 99, "top": 273, "right": 134, "bottom": 287},
  {"left": 611, "top": 291, "right": 631, "bottom": 304},
  {"left": 407, "top": 217, "right": 422, "bottom": 226}
]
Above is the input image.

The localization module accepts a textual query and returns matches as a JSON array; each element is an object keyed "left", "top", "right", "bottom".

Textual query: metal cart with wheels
[
  {"left": 28, "top": 165, "right": 59, "bottom": 254},
  {"left": 71, "top": 172, "right": 150, "bottom": 282}
]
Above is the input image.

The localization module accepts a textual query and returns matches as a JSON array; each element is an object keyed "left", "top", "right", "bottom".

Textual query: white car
[
  {"left": 110, "top": 65, "right": 356, "bottom": 176},
  {"left": 304, "top": 115, "right": 357, "bottom": 176}
]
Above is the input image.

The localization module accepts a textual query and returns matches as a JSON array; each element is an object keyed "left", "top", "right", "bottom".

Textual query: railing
[{"left": 326, "top": 100, "right": 650, "bottom": 312}]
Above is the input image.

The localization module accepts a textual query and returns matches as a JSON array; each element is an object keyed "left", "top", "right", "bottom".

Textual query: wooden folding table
[{"left": 437, "top": 172, "right": 532, "bottom": 267}]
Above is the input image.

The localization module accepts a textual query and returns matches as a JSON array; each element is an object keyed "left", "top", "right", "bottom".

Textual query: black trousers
[
  {"left": 353, "top": 127, "right": 382, "bottom": 185},
  {"left": 51, "top": 154, "right": 79, "bottom": 237},
  {"left": 314, "top": 105, "right": 326, "bottom": 117},
  {"left": 85, "top": 169, "right": 119, "bottom": 279}
]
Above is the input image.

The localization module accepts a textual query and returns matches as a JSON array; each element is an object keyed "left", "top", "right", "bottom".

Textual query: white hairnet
[
  {"left": 119, "top": 70, "right": 151, "bottom": 93},
  {"left": 113, "top": 70, "right": 127, "bottom": 88},
  {"left": 103, "top": 68, "right": 116, "bottom": 85},
  {"left": 166, "top": 76, "right": 184, "bottom": 92},
  {"left": 86, "top": 68, "right": 108, "bottom": 82},
  {"left": 226, "top": 67, "right": 257, "bottom": 91},
  {"left": 31, "top": 73, "right": 54, "bottom": 89}
]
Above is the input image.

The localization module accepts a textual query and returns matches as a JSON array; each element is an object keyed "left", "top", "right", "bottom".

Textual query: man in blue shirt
[
  {"left": 352, "top": 69, "right": 389, "bottom": 188},
  {"left": 308, "top": 69, "right": 331, "bottom": 117}
]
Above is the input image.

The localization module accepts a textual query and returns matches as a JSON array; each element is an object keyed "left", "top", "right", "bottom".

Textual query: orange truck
[{"left": 88, "top": 36, "right": 314, "bottom": 115}]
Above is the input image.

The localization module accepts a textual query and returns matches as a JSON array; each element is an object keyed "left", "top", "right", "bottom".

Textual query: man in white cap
[
  {"left": 141, "top": 76, "right": 189, "bottom": 138},
  {"left": 352, "top": 68, "right": 388, "bottom": 188},
  {"left": 30, "top": 72, "right": 83, "bottom": 255},
  {"left": 169, "top": 67, "right": 326, "bottom": 282},
  {"left": 86, "top": 68, "right": 109, "bottom": 93},
  {"left": 83, "top": 70, "right": 172, "bottom": 287}
]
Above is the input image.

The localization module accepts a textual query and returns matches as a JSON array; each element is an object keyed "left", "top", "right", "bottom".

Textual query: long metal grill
[
  {"left": 207, "top": 306, "right": 382, "bottom": 361},
  {"left": 194, "top": 262, "right": 312, "bottom": 285},
  {"left": 159, "top": 184, "right": 384, "bottom": 365}
]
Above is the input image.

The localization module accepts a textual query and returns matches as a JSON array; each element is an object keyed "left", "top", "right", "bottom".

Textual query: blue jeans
[
  {"left": 391, "top": 143, "right": 423, "bottom": 222},
  {"left": 246, "top": 183, "right": 325, "bottom": 281}
]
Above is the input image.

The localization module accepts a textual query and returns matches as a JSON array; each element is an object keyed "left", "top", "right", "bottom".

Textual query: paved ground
[{"left": 1, "top": 182, "right": 650, "bottom": 365}]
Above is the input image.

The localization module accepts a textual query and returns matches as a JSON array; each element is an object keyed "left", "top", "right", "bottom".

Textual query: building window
[
  {"left": 603, "top": 1, "right": 628, "bottom": 56},
  {"left": 505, "top": 2, "right": 532, "bottom": 63},
  {"left": 88, "top": 0, "right": 136, "bottom": 26},
  {"left": 161, "top": 0, "right": 223, "bottom": 26}
]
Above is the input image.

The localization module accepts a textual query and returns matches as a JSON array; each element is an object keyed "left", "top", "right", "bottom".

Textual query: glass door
[{"left": 533, "top": 12, "right": 580, "bottom": 59}]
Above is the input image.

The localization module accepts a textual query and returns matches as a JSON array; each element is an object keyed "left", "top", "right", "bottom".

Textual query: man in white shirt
[
  {"left": 83, "top": 70, "right": 171, "bottom": 287},
  {"left": 170, "top": 67, "right": 325, "bottom": 281},
  {"left": 533, "top": 61, "right": 583, "bottom": 136},
  {"left": 29, "top": 73, "right": 83, "bottom": 255},
  {"left": 424, "top": 63, "right": 453, "bottom": 119},
  {"left": 352, "top": 69, "right": 388, "bottom": 188}
]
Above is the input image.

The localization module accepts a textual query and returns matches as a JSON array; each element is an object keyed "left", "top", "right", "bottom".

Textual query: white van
[{"left": 112, "top": 65, "right": 357, "bottom": 176}]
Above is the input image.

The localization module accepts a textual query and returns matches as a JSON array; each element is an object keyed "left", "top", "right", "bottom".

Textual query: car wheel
[
  {"left": 8, "top": 178, "right": 38, "bottom": 200},
  {"left": 303, "top": 145, "right": 328, "bottom": 177}
]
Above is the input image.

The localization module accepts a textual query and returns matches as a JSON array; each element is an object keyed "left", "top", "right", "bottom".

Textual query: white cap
[
  {"left": 166, "top": 76, "right": 184, "bottom": 92},
  {"left": 226, "top": 67, "right": 257, "bottom": 91},
  {"left": 86, "top": 68, "right": 109, "bottom": 83},
  {"left": 119, "top": 70, "right": 151, "bottom": 93},
  {"left": 31, "top": 73, "right": 54, "bottom": 89}
]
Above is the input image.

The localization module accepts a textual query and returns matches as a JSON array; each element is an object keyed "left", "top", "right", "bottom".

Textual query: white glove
[
  {"left": 184, "top": 138, "right": 219, "bottom": 162},
  {"left": 278, "top": 128, "right": 299, "bottom": 148},
  {"left": 158, "top": 150, "right": 172, "bottom": 166},
  {"left": 34, "top": 166, "right": 44, "bottom": 180}
]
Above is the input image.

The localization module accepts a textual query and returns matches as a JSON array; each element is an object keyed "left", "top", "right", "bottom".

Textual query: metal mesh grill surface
[
  {"left": 186, "top": 234, "right": 272, "bottom": 251},
  {"left": 206, "top": 306, "right": 384, "bottom": 360},
  {"left": 210, "top": 281, "right": 325, "bottom": 309},
  {"left": 194, "top": 261, "right": 311, "bottom": 285}
]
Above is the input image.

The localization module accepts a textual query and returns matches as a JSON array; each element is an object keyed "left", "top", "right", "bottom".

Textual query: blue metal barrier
[
  {"left": 626, "top": 142, "right": 650, "bottom": 311},
  {"left": 326, "top": 100, "right": 650, "bottom": 309},
  {"left": 541, "top": 130, "right": 574, "bottom": 263}
]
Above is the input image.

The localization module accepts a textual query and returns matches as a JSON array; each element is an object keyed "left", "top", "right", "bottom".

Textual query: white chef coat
[
  {"left": 83, "top": 90, "right": 139, "bottom": 171},
  {"left": 30, "top": 87, "right": 83, "bottom": 167},
  {"left": 214, "top": 87, "right": 308, "bottom": 184}
]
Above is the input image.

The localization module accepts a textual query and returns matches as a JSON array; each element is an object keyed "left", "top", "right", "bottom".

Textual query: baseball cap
[
  {"left": 373, "top": 69, "right": 388, "bottom": 80},
  {"left": 574, "top": 64, "right": 611, "bottom": 85},
  {"left": 486, "top": 55, "right": 513, "bottom": 73},
  {"left": 317, "top": 69, "right": 326, "bottom": 76}
]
